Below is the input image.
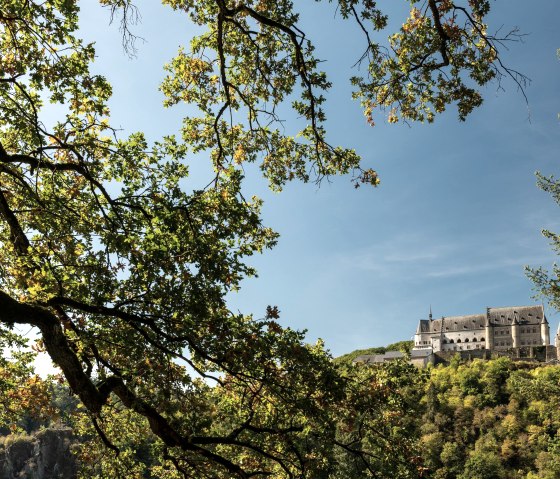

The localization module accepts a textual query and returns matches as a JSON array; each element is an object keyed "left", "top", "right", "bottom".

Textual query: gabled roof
[
  {"left": 414, "top": 305, "right": 546, "bottom": 334},
  {"left": 488, "top": 305, "right": 545, "bottom": 325},
  {"left": 416, "top": 314, "right": 485, "bottom": 333},
  {"left": 353, "top": 351, "right": 405, "bottom": 363}
]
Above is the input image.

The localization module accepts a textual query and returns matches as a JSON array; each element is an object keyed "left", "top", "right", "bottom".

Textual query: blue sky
[{"left": 77, "top": 0, "right": 560, "bottom": 358}]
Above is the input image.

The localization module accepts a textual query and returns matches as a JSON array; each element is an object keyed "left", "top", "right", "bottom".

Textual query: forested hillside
[
  {"left": 418, "top": 358, "right": 560, "bottom": 479},
  {"left": 2, "top": 356, "right": 560, "bottom": 478},
  {"left": 335, "top": 355, "right": 560, "bottom": 479}
]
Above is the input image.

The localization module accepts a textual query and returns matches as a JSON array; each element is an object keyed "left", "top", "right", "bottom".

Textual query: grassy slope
[{"left": 334, "top": 340, "right": 413, "bottom": 364}]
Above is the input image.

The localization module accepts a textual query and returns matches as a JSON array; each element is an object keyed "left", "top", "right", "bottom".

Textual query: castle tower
[
  {"left": 512, "top": 312, "right": 520, "bottom": 348},
  {"left": 540, "top": 313, "right": 550, "bottom": 346},
  {"left": 485, "top": 307, "right": 494, "bottom": 350}
]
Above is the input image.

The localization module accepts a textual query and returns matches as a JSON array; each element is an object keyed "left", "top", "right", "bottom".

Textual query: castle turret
[
  {"left": 512, "top": 312, "right": 520, "bottom": 348},
  {"left": 485, "top": 307, "right": 494, "bottom": 350},
  {"left": 540, "top": 312, "right": 550, "bottom": 346}
]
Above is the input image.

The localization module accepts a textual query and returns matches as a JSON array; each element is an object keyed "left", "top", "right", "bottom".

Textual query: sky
[{"left": 59, "top": 0, "right": 560, "bottom": 361}]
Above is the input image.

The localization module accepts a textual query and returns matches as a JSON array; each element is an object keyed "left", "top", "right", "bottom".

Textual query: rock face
[{"left": 0, "top": 428, "right": 76, "bottom": 479}]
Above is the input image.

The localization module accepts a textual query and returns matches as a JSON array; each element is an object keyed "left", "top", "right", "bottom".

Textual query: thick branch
[
  {"left": 0, "top": 189, "right": 30, "bottom": 255},
  {"left": 0, "top": 290, "right": 105, "bottom": 412}
]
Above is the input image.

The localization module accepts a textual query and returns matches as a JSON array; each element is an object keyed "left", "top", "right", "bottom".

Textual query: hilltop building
[
  {"left": 353, "top": 305, "right": 557, "bottom": 368},
  {"left": 412, "top": 305, "right": 550, "bottom": 354},
  {"left": 353, "top": 351, "right": 405, "bottom": 364}
]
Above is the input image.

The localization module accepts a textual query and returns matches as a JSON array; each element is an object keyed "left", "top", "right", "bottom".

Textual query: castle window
[
  {"left": 449, "top": 339, "right": 454, "bottom": 343},
  {"left": 472, "top": 337, "right": 477, "bottom": 342},
  {"left": 521, "top": 328, "right": 525, "bottom": 333},
  {"left": 533, "top": 328, "right": 537, "bottom": 333},
  {"left": 457, "top": 339, "right": 462, "bottom": 343},
  {"left": 465, "top": 338, "right": 469, "bottom": 342}
]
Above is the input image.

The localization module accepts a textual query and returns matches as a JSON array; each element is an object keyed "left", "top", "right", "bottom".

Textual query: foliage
[
  {"left": 386, "top": 340, "right": 414, "bottom": 355},
  {"left": 5, "top": 353, "right": 560, "bottom": 479},
  {"left": 0, "top": 0, "right": 525, "bottom": 477},
  {"left": 526, "top": 51, "right": 560, "bottom": 311},
  {"left": 0, "top": 333, "right": 54, "bottom": 434},
  {"left": 419, "top": 359, "right": 560, "bottom": 479},
  {"left": 527, "top": 173, "right": 560, "bottom": 311}
]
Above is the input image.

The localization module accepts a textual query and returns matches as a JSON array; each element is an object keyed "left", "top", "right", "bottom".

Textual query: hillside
[
  {"left": 2, "top": 355, "right": 560, "bottom": 478},
  {"left": 334, "top": 340, "right": 413, "bottom": 364}
]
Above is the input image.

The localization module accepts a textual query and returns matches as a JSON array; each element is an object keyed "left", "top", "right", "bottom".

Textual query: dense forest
[{"left": 2, "top": 354, "right": 560, "bottom": 478}]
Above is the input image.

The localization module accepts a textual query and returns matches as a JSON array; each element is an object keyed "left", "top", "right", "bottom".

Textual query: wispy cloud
[{"left": 335, "top": 229, "right": 556, "bottom": 281}]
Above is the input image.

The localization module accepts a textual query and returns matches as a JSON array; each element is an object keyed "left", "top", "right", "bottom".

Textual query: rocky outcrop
[{"left": 0, "top": 428, "right": 76, "bottom": 479}]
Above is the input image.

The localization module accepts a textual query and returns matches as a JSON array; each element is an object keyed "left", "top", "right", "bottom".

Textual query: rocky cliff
[{"left": 0, "top": 428, "right": 76, "bottom": 479}]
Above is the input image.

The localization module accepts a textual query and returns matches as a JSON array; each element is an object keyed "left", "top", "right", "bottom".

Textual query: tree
[
  {"left": 526, "top": 50, "right": 560, "bottom": 313},
  {"left": 527, "top": 173, "right": 560, "bottom": 311},
  {"left": 0, "top": 0, "right": 524, "bottom": 476}
]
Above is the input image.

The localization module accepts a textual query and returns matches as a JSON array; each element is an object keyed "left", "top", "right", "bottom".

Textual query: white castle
[{"left": 412, "top": 305, "right": 550, "bottom": 354}]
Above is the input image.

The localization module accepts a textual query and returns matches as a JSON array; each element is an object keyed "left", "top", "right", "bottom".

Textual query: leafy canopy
[{"left": 0, "top": 0, "right": 524, "bottom": 476}]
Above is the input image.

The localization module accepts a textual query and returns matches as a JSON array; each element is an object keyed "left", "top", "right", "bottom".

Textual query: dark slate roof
[
  {"left": 383, "top": 351, "right": 405, "bottom": 359},
  {"left": 488, "top": 305, "right": 545, "bottom": 325},
  {"left": 353, "top": 351, "right": 404, "bottom": 363},
  {"left": 415, "top": 305, "right": 546, "bottom": 333},
  {"left": 417, "top": 314, "right": 485, "bottom": 333}
]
